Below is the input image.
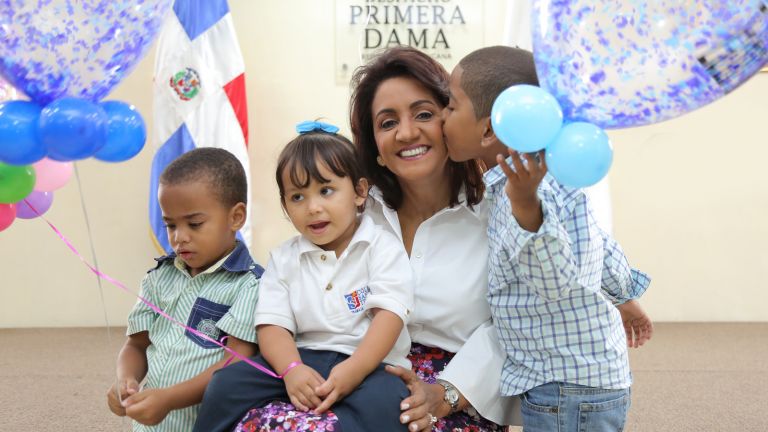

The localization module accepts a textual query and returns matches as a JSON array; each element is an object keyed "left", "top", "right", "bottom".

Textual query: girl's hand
[
  {"left": 122, "top": 388, "right": 172, "bottom": 426},
  {"left": 386, "top": 365, "right": 446, "bottom": 432},
  {"left": 106, "top": 377, "right": 139, "bottom": 416},
  {"left": 283, "top": 364, "right": 325, "bottom": 412},
  {"left": 314, "top": 359, "right": 367, "bottom": 413}
]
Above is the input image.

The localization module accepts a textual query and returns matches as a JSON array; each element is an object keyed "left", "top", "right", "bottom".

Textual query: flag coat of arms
[{"left": 149, "top": 0, "right": 251, "bottom": 253}]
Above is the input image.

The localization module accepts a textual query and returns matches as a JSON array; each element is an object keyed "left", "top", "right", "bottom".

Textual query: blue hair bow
[{"left": 296, "top": 120, "right": 340, "bottom": 135}]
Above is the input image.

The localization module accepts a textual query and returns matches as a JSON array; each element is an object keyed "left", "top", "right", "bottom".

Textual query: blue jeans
[{"left": 520, "top": 382, "right": 631, "bottom": 432}]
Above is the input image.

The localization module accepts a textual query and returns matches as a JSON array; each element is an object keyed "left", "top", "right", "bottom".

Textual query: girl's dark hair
[
  {"left": 275, "top": 131, "right": 366, "bottom": 209},
  {"left": 349, "top": 46, "right": 484, "bottom": 210}
]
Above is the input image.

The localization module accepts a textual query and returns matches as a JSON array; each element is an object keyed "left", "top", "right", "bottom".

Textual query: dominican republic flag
[{"left": 149, "top": 0, "right": 251, "bottom": 253}]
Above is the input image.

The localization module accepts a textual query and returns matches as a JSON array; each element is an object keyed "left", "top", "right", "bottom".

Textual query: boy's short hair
[
  {"left": 458, "top": 46, "right": 539, "bottom": 119},
  {"left": 160, "top": 147, "right": 247, "bottom": 207},
  {"left": 276, "top": 131, "right": 365, "bottom": 207}
]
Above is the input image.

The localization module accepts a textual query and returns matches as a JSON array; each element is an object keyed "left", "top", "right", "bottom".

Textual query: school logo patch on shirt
[
  {"left": 196, "top": 318, "right": 221, "bottom": 341},
  {"left": 344, "top": 286, "right": 371, "bottom": 313}
]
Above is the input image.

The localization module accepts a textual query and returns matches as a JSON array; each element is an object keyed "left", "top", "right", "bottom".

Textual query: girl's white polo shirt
[{"left": 255, "top": 214, "right": 414, "bottom": 369}]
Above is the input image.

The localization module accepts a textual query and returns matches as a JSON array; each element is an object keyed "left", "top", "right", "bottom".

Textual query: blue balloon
[
  {"left": 546, "top": 122, "right": 613, "bottom": 188},
  {"left": 0, "top": 101, "right": 46, "bottom": 165},
  {"left": 491, "top": 84, "right": 563, "bottom": 152},
  {"left": 94, "top": 101, "right": 147, "bottom": 163},
  {"left": 39, "top": 98, "right": 108, "bottom": 161}
]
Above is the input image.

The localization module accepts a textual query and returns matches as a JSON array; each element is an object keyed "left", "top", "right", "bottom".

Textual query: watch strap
[{"left": 437, "top": 379, "right": 460, "bottom": 413}]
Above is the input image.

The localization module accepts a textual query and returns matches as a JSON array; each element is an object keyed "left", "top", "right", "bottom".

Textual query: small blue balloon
[
  {"left": 491, "top": 84, "right": 563, "bottom": 152},
  {"left": 94, "top": 101, "right": 147, "bottom": 163},
  {"left": 39, "top": 98, "right": 108, "bottom": 161},
  {"left": 0, "top": 101, "right": 46, "bottom": 165},
  {"left": 546, "top": 122, "right": 613, "bottom": 188}
]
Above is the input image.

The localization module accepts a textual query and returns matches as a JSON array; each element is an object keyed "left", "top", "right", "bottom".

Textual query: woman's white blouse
[{"left": 365, "top": 187, "right": 520, "bottom": 425}]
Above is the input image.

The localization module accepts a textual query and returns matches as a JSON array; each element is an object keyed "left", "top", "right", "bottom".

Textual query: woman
[{"left": 235, "top": 47, "right": 519, "bottom": 431}]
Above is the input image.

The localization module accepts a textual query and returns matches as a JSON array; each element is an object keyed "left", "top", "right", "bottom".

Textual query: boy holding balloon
[
  {"left": 442, "top": 45, "right": 652, "bottom": 431},
  {"left": 106, "top": 148, "right": 262, "bottom": 431}
]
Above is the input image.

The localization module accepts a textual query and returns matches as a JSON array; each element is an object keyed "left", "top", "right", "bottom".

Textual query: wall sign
[{"left": 336, "top": 0, "right": 485, "bottom": 84}]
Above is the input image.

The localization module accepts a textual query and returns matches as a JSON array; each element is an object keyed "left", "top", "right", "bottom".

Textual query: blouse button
[
  {"left": 414, "top": 251, "right": 423, "bottom": 259},
  {"left": 320, "top": 254, "right": 327, "bottom": 261},
  {"left": 325, "top": 283, "right": 333, "bottom": 291}
]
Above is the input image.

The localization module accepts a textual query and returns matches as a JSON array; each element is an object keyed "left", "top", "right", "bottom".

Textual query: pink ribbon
[{"left": 25, "top": 199, "right": 282, "bottom": 379}]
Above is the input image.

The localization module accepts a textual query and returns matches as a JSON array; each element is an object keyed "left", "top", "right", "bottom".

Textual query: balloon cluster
[
  {"left": 492, "top": 85, "right": 612, "bottom": 188},
  {"left": 531, "top": 0, "right": 768, "bottom": 129},
  {"left": 0, "top": 0, "right": 172, "bottom": 231},
  {"left": 491, "top": 1, "right": 768, "bottom": 188}
]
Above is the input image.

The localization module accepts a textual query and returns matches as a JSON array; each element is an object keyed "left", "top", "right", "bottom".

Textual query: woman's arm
[
  {"left": 438, "top": 320, "right": 520, "bottom": 424},
  {"left": 388, "top": 321, "right": 521, "bottom": 431}
]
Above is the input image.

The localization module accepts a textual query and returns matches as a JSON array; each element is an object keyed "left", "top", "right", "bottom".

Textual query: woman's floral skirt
[{"left": 234, "top": 343, "right": 506, "bottom": 432}]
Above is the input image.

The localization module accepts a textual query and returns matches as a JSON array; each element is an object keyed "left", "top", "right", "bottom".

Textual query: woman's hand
[{"left": 386, "top": 365, "right": 448, "bottom": 431}]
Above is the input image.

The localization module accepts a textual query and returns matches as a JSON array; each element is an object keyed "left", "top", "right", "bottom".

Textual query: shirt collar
[
  {"left": 297, "top": 214, "right": 377, "bottom": 257},
  {"left": 154, "top": 241, "right": 263, "bottom": 277},
  {"left": 368, "top": 185, "right": 484, "bottom": 221},
  {"left": 483, "top": 162, "right": 507, "bottom": 188}
]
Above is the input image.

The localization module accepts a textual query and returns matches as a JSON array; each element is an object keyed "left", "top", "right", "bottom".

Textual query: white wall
[{"left": 1, "top": 0, "right": 766, "bottom": 327}]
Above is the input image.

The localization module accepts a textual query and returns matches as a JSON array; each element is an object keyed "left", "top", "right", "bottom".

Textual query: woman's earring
[{"left": 376, "top": 156, "right": 385, "bottom": 167}]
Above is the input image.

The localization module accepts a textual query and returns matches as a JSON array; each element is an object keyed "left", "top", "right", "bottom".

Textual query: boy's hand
[
  {"left": 313, "top": 359, "right": 366, "bottom": 414},
  {"left": 283, "top": 364, "right": 325, "bottom": 412},
  {"left": 498, "top": 149, "right": 547, "bottom": 232},
  {"left": 122, "top": 388, "right": 173, "bottom": 426},
  {"left": 106, "top": 377, "right": 140, "bottom": 416},
  {"left": 617, "top": 299, "right": 654, "bottom": 348}
]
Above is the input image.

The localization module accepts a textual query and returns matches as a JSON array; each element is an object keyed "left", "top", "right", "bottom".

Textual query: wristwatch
[{"left": 437, "top": 379, "right": 460, "bottom": 414}]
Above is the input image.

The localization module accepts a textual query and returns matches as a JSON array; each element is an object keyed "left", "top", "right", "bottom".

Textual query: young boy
[
  {"left": 106, "top": 148, "right": 263, "bottom": 431},
  {"left": 442, "top": 45, "right": 652, "bottom": 431}
]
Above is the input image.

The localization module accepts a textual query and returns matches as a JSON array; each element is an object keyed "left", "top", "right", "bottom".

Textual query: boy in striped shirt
[{"left": 106, "top": 148, "right": 263, "bottom": 431}]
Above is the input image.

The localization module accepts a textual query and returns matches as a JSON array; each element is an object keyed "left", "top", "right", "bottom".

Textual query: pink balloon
[
  {"left": 32, "top": 158, "right": 72, "bottom": 191},
  {"left": 16, "top": 190, "right": 53, "bottom": 219},
  {"left": 0, "top": 202, "right": 16, "bottom": 231}
]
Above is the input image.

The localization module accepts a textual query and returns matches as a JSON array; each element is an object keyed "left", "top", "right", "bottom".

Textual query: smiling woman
[{"left": 347, "top": 45, "right": 519, "bottom": 432}]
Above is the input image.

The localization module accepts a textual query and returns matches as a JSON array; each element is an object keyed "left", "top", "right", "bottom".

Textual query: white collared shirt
[
  {"left": 255, "top": 214, "right": 413, "bottom": 369},
  {"left": 365, "top": 187, "right": 520, "bottom": 425}
]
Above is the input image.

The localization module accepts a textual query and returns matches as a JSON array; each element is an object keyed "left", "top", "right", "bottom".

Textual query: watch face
[{"left": 446, "top": 388, "right": 460, "bottom": 404}]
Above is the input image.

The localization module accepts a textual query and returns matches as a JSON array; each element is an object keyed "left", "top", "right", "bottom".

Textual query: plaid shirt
[{"left": 484, "top": 165, "right": 650, "bottom": 396}]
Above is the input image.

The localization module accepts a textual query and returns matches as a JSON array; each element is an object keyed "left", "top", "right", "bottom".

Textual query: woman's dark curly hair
[{"left": 349, "top": 46, "right": 484, "bottom": 210}]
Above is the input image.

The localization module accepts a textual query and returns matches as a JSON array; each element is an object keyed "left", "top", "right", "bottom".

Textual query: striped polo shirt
[{"left": 126, "top": 241, "right": 263, "bottom": 432}]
